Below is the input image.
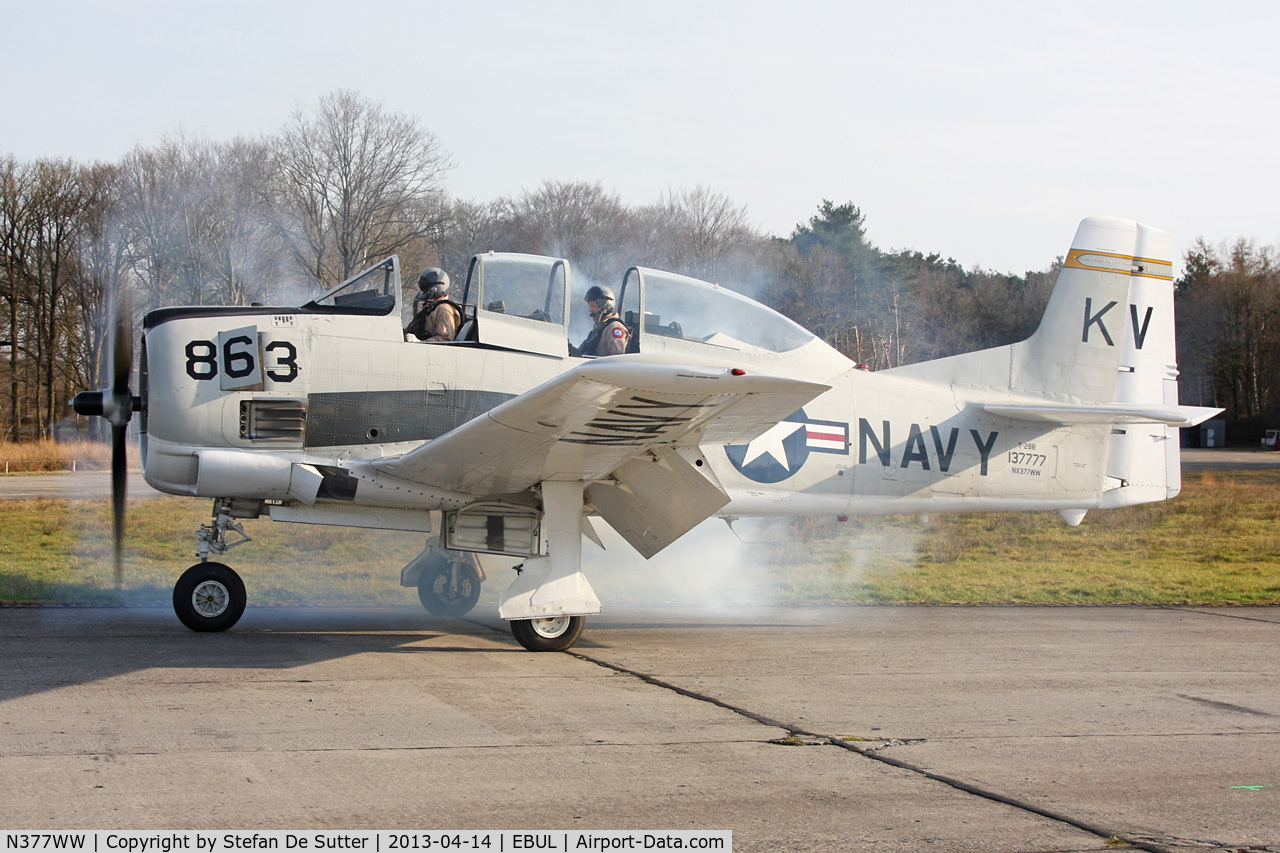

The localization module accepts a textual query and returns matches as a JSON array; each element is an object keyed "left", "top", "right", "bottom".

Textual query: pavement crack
[
  {"left": 840, "top": 736, "right": 927, "bottom": 751},
  {"left": 573, "top": 649, "right": 1178, "bottom": 853},
  {"left": 767, "top": 734, "right": 825, "bottom": 746},
  {"left": 1169, "top": 607, "right": 1280, "bottom": 626}
]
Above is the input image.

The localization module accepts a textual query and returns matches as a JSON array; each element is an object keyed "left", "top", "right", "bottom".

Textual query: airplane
[{"left": 72, "top": 216, "right": 1220, "bottom": 651}]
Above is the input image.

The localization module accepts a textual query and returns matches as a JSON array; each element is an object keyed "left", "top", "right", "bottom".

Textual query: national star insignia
[{"left": 739, "top": 419, "right": 805, "bottom": 468}]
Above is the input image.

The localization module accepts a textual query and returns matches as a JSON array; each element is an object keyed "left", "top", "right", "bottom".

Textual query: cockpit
[{"left": 421, "top": 251, "right": 818, "bottom": 360}]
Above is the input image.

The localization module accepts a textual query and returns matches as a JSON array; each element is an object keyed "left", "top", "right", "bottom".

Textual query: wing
[{"left": 374, "top": 354, "right": 830, "bottom": 497}]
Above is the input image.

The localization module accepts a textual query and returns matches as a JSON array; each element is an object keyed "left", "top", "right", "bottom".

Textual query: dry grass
[
  {"left": 0, "top": 470, "right": 1277, "bottom": 607},
  {"left": 761, "top": 471, "right": 1280, "bottom": 604},
  {"left": 0, "top": 439, "right": 141, "bottom": 473},
  {"left": 0, "top": 496, "right": 427, "bottom": 605}
]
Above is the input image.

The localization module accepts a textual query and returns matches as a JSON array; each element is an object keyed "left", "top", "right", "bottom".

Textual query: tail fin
[
  {"left": 884, "top": 216, "right": 1162, "bottom": 402},
  {"left": 1017, "top": 217, "right": 1162, "bottom": 402},
  {"left": 1014, "top": 217, "right": 1215, "bottom": 505}
]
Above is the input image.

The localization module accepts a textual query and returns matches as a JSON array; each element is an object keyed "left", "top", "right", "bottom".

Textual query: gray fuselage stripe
[{"left": 304, "top": 389, "right": 514, "bottom": 448}]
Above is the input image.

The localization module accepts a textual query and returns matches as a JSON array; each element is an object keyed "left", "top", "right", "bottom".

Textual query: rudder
[{"left": 1098, "top": 221, "right": 1183, "bottom": 505}]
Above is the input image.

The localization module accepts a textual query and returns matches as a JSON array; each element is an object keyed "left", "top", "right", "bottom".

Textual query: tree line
[{"left": 0, "top": 89, "right": 1260, "bottom": 443}]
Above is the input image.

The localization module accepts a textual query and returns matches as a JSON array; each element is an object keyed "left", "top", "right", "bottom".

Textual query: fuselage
[{"left": 140, "top": 295, "right": 1113, "bottom": 525}]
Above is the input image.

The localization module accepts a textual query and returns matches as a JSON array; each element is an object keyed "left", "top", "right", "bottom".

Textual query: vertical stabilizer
[
  {"left": 1015, "top": 217, "right": 1148, "bottom": 402},
  {"left": 882, "top": 217, "right": 1151, "bottom": 403}
]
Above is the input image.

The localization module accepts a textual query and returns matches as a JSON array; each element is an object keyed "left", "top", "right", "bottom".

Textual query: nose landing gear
[
  {"left": 173, "top": 499, "right": 255, "bottom": 632},
  {"left": 173, "top": 561, "right": 247, "bottom": 632}
]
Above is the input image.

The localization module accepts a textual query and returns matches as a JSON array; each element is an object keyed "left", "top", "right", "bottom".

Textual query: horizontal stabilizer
[{"left": 981, "top": 402, "right": 1221, "bottom": 427}]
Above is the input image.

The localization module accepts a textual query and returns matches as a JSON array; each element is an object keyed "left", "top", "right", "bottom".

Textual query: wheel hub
[
  {"left": 432, "top": 569, "right": 472, "bottom": 603},
  {"left": 192, "top": 580, "right": 230, "bottom": 618},
  {"left": 529, "top": 615, "right": 570, "bottom": 638}
]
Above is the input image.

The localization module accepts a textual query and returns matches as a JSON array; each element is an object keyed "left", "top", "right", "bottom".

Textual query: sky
[{"left": 3, "top": 0, "right": 1278, "bottom": 274}]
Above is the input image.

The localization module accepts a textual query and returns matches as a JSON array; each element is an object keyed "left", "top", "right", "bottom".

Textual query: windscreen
[{"left": 305, "top": 257, "right": 398, "bottom": 314}]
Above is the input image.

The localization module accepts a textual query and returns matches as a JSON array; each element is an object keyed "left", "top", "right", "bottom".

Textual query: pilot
[
  {"left": 406, "top": 268, "right": 462, "bottom": 342},
  {"left": 578, "top": 284, "right": 629, "bottom": 356}
]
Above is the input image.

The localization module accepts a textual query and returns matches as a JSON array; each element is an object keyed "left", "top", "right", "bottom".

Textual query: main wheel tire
[
  {"left": 417, "top": 554, "right": 482, "bottom": 617},
  {"left": 510, "top": 615, "right": 585, "bottom": 652},
  {"left": 173, "top": 562, "right": 246, "bottom": 632}
]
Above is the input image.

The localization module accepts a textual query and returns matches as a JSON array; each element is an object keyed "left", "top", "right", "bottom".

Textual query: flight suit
[
  {"left": 580, "top": 314, "right": 629, "bottom": 356},
  {"left": 408, "top": 296, "right": 463, "bottom": 342}
]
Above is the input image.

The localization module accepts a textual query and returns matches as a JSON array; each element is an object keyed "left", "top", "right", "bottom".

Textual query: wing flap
[
  {"left": 374, "top": 354, "right": 829, "bottom": 496},
  {"left": 586, "top": 448, "right": 730, "bottom": 559}
]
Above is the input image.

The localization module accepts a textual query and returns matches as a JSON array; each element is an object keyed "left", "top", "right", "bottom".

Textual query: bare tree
[
  {"left": 430, "top": 197, "right": 509, "bottom": 282},
  {"left": 1176, "top": 238, "right": 1280, "bottom": 424},
  {"left": 67, "top": 162, "right": 129, "bottom": 439},
  {"left": 200, "top": 137, "right": 285, "bottom": 305},
  {"left": 0, "top": 157, "right": 37, "bottom": 436},
  {"left": 504, "top": 180, "right": 632, "bottom": 282},
  {"left": 0, "top": 158, "right": 103, "bottom": 437},
  {"left": 268, "top": 89, "right": 453, "bottom": 287},
  {"left": 118, "top": 133, "right": 293, "bottom": 311},
  {"left": 636, "top": 185, "right": 755, "bottom": 279},
  {"left": 30, "top": 159, "right": 91, "bottom": 435},
  {"left": 117, "top": 137, "right": 206, "bottom": 309}
]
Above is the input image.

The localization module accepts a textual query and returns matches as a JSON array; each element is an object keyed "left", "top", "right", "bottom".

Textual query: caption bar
[{"left": 4, "top": 833, "right": 730, "bottom": 853}]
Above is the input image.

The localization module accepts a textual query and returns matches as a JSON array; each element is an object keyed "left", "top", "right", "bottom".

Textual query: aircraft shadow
[
  {"left": 0, "top": 605, "right": 522, "bottom": 704},
  {"left": 0, "top": 605, "right": 812, "bottom": 703}
]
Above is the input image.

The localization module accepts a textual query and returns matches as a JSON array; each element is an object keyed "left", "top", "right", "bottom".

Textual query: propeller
[{"left": 71, "top": 288, "right": 138, "bottom": 587}]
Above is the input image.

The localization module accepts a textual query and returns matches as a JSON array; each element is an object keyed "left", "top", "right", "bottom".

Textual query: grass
[
  {"left": 0, "top": 439, "right": 141, "bottom": 473},
  {"left": 761, "top": 470, "right": 1280, "bottom": 604},
  {"left": 0, "top": 497, "right": 427, "bottom": 606},
  {"left": 0, "top": 470, "right": 1278, "bottom": 607}
]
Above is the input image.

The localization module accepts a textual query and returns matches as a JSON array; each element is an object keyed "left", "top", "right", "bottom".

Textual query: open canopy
[{"left": 440, "top": 251, "right": 818, "bottom": 359}]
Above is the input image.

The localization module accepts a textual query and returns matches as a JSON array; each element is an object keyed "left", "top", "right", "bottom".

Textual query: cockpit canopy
[
  {"left": 618, "top": 267, "right": 815, "bottom": 355},
  {"left": 461, "top": 253, "right": 570, "bottom": 357},
  {"left": 453, "top": 252, "right": 816, "bottom": 358}
]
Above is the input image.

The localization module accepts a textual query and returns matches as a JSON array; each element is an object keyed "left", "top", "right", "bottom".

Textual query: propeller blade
[
  {"left": 107, "top": 286, "right": 133, "bottom": 425},
  {"left": 106, "top": 285, "right": 132, "bottom": 587},
  {"left": 111, "top": 421, "right": 127, "bottom": 587}
]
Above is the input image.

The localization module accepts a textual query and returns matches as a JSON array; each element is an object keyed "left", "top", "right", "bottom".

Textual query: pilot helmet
[
  {"left": 418, "top": 268, "right": 450, "bottom": 300},
  {"left": 584, "top": 284, "right": 616, "bottom": 318}
]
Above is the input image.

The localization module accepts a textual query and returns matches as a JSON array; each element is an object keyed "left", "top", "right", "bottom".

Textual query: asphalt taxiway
[{"left": 1, "top": 605, "right": 1277, "bottom": 852}]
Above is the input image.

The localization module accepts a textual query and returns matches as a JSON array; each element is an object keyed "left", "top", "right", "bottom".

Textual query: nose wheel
[{"left": 173, "top": 562, "right": 246, "bottom": 632}]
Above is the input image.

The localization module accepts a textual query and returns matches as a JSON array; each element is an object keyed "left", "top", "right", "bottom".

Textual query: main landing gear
[
  {"left": 509, "top": 615, "right": 585, "bottom": 652},
  {"left": 405, "top": 542, "right": 589, "bottom": 651},
  {"left": 407, "top": 544, "right": 483, "bottom": 617}
]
